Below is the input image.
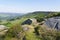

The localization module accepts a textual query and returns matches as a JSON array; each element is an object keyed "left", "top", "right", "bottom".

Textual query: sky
[{"left": 0, "top": 0, "right": 60, "bottom": 13}]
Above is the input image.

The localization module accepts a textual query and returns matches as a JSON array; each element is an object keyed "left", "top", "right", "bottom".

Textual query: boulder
[
  {"left": 0, "top": 25, "right": 8, "bottom": 36},
  {"left": 45, "top": 17, "right": 60, "bottom": 30},
  {"left": 21, "top": 19, "right": 32, "bottom": 25}
]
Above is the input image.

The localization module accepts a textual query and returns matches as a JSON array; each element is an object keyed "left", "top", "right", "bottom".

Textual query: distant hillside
[
  {"left": 23, "top": 11, "right": 56, "bottom": 18},
  {"left": 0, "top": 13, "right": 24, "bottom": 20},
  {"left": 0, "top": 11, "right": 59, "bottom": 21},
  {"left": 46, "top": 12, "right": 60, "bottom": 18}
]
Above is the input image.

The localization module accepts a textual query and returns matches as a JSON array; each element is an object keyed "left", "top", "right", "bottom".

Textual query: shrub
[
  {"left": 34, "top": 26, "right": 40, "bottom": 35},
  {"left": 46, "top": 13, "right": 60, "bottom": 18},
  {"left": 37, "top": 25, "right": 60, "bottom": 40},
  {"left": 4, "top": 24, "right": 24, "bottom": 40},
  {"left": 35, "top": 17, "right": 44, "bottom": 22}
]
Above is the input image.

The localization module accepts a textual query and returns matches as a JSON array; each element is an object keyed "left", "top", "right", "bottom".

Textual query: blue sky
[{"left": 0, "top": 0, "right": 60, "bottom": 13}]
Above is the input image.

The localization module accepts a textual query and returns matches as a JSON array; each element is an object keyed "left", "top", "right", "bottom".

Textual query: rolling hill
[
  {"left": 22, "top": 11, "right": 56, "bottom": 18},
  {"left": 0, "top": 13, "right": 24, "bottom": 20}
]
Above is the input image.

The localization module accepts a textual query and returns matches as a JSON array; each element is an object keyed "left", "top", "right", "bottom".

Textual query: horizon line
[{"left": 0, "top": 10, "right": 60, "bottom": 14}]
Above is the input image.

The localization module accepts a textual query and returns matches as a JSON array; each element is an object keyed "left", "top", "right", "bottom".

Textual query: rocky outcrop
[
  {"left": 21, "top": 18, "right": 37, "bottom": 25},
  {"left": 0, "top": 25, "right": 8, "bottom": 36},
  {"left": 45, "top": 17, "right": 60, "bottom": 30},
  {"left": 21, "top": 19, "right": 32, "bottom": 25}
]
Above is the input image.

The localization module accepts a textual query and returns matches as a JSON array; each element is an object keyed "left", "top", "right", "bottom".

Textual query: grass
[
  {"left": 22, "top": 25, "right": 41, "bottom": 40},
  {"left": 25, "top": 31, "right": 40, "bottom": 40}
]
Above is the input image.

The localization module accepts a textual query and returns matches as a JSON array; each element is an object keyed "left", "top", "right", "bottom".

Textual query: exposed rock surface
[
  {"left": 0, "top": 25, "right": 8, "bottom": 36},
  {"left": 45, "top": 17, "right": 60, "bottom": 30},
  {"left": 21, "top": 18, "right": 37, "bottom": 25},
  {"left": 21, "top": 19, "right": 32, "bottom": 25}
]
